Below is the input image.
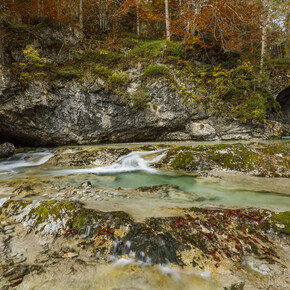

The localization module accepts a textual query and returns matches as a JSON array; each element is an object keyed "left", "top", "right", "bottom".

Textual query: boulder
[{"left": 0, "top": 142, "right": 15, "bottom": 158}]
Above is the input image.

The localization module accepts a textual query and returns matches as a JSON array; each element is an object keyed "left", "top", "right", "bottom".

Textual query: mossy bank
[{"left": 159, "top": 142, "right": 290, "bottom": 177}]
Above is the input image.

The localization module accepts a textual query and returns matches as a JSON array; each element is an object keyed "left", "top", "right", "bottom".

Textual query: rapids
[{"left": 0, "top": 146, "right": 289, "bottom": 211}]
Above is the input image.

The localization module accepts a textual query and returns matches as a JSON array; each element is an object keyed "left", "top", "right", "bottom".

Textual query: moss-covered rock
[
  {"left": 160, "top": 142, "right": 290, "bottom": 177},
  {"left": 273, "top": 211, "right": 290, "bottom": 235},
  {"left": 46, "top": 147, "right": 131, "bottom": 167},
  {"left": 1, "top": 199, "right": 285, "bottom": 270}
]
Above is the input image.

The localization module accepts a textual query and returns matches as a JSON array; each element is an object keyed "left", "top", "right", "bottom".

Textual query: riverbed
[{"left": 0, "top": 141, "right": 289, "bottom": 289}]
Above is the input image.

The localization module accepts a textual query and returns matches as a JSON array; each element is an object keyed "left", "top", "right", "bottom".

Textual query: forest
[{"left": 0, "top": 0, "right": 289, "bottom": 65}]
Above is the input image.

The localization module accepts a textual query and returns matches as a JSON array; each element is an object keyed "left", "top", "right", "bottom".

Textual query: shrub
[
  {"left": 107, "top": 72, "right": 129, "bottom": 86},
  {"left": 130, "top": 87, "right": 150, "bottom": 110},
  {"left": 23, "top": 47, "right": 46, "bottom": 65},
  {"left": 19, "top": 72, "right": 31, "bottom": 81},
  {"left": 197, "top": 61, "right": 281, "bottom": 123},
  {"left": 165, "top": 42, "right": 185, "bottom": 59},
  {"left": 105, "top": 72, "right": 130, "bottom": 93},
  {"left": 231, "top": 93, "right": 267, "bottom": 123}
]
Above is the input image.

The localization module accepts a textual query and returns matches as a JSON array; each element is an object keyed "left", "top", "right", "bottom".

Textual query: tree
[
  {"left": 0, "top": 24, "right": 3, "bottom": 65},
  {"left": 79, "top": 0, "right": 83, "bottom": 29},
  {"left": 164, "top": 0, "right": 170, "bottom": 40},
  {"left": 136, "top": 0, "right": 140, "bottom": 35}
]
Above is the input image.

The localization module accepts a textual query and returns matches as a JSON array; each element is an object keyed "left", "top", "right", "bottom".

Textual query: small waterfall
[
  {"left": 0, "top": 150, "right": 54, "bottom": 175},
  {"left": 57, "top": 150, "right": 168, "bottom": 175}
]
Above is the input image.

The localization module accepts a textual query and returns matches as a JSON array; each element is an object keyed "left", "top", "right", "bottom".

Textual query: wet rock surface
[
  {"left": 159, "top": 142, "right": 290, "bottom": 177},
  {"left": 0, "top": 143, "right": 15, "bottom": 159},
  {"left": 0, "top": 143, "right": 289, "bottom": 289},
  {"left": 46, "top": 147, "right": 132, "bottom": 167},
  {"left": 0, "top": 199, "right": 289, "bottom": 289}
]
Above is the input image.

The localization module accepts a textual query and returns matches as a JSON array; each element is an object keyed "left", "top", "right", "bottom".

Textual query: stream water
[
  {"left": 0, "top": 144, "right": 289, "bottom": 289},
  {"left": 0, "top": 146, "right": 289, "bottom": 211}
]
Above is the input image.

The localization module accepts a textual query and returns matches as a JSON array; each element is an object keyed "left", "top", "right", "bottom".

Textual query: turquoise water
[{"left": 0, "top": 147, "right": 289, "bottom": 211}]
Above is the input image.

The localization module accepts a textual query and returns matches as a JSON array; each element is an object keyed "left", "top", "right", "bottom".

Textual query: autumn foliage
[{"left": 1, "top": 0, "right": 289, "bottom": 57}]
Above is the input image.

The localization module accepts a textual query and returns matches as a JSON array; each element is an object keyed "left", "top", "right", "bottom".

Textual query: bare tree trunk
[
  {"left": 38, "top": 0, "right": 44, "bottom": 17},
  {"left": 260, "top": 18, "right": 267, "bottom": 73},
  {"left": 64, "top": 0, "right": 68, "bottom": 16},
  {"left": 0, "top": 25, "right": 3, "bottom": 65},
  {"left": 57, "top": 0, "right": 61, "bottom": 18},
  {"left": 79, "top": 0, "right": 83, "bottom": 29},
  {"left": 165, "top": 0, "right": 170, "bottom": 41},
  {"left": 286, "top": 13, "right": 290, "bottom": 60},
  {"left": 136, "top": 1, "right": 140, "bottom": 36}
]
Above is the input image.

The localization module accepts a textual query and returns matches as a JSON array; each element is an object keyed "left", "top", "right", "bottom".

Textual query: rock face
[
  {"left": 0, "top": 69, "right": 283, "bottom": 146},
  {"left": 0, "top": 142, "right": 15, "bottom": 158}
]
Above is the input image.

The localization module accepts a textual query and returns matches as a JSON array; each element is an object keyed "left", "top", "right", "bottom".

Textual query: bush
[
  {"left": 108, "top": 72, "right": 129, "bottom": 86},
  {"left": 142, "top": 64, "right": 169, "bottom": 79},
  {"left": 105, "top": 72, "right": 130, "bottom": 92},
  {"left": 23, "top": 47, "right": 46, "bottom": 65},
  {"left": 165, "top": 42, "right": 185, "bottom": 59},
  {"left": 130, "top": 87, "right": 150, "bottom": 110},
  {"left": 231, "top": 93, "right": 267, "bottom": 123},
  {"left": 197, "top": 61, "right": 281, "bottom": 123}
]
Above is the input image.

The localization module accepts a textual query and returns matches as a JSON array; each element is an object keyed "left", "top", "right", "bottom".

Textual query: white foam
[
  {"left": 158, "top": 265, "right": 181, "bottom": 281},
  {"left": 52, "top": 150, "right": 167, "bottom": 176},
  {"left": 114, "top": 258, "right": 135, "bottom": 267},
  {"left": 0, "top": 150, "right": 54, "bottom": 174}
]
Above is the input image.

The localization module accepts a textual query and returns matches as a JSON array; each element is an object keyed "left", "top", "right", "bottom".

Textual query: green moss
[
  {"left": 142, "top": 64, "right": 169, "bottom": 79},
  {"left": 76, "top": 49, "right": 123, "bottom": 66},
  {"left": 28, "top": 201, "right": 77, "bottom": 228},
  {"left": 108, "top": 72, "right": 129, "bottom": 86},
  {"left": 55, "top": 67, "right": 82, "bottom": 79},
  {"left": 93, "top": 65, "right": 112, "bottom": 79},
  {"left": 264, "top": 142, "right": 290, "bottom": 155},
  {"left": 171, "top": 151, "right": 194, "bottom": 169},
  {"left": 72, "top": 210, "right": 94, "bottom": 232},
  {"left": 208, "top": 144, "right": 260, "bottom": 171},
  {"left": 273, "top": 212, "right": 290, "bottom": 235},
  {"left": 161, "top": 143, "right": 289, "bottom": 176},
  {"left": 130, "top": 40, "right": 166, "bottom": 58}
]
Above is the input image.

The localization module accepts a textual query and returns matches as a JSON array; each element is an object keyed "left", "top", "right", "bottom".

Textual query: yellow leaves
[{"left": 23, "top": 47, "right": 46, "bottom": 64}]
